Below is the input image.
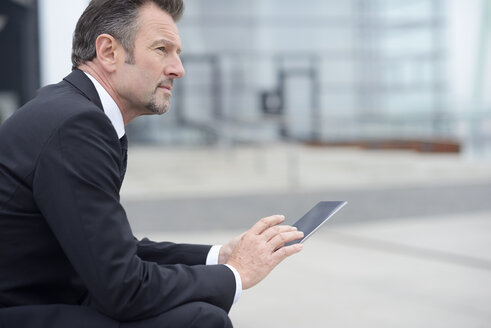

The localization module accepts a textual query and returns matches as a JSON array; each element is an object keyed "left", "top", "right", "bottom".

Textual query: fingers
[
  {"left": 269, "top": 230, "right": 304, "bottom": 251},
  {"left": 276, "top": 243, "right": 303, "bottom": 259},
  {"left": 252, "top": 215, "right": 303, "bottom": 250},
  {"left": 273, "top": 243, "right": 303, "bottom": 262},
  {"left": 261, "top": 224, "right": 298, "bottom": 242},
  {"left": 249, "top": 215, "right": 285, "bottom": 235},
  {"left": 226, "top": 214, "right": 305, "bottom": 290}
]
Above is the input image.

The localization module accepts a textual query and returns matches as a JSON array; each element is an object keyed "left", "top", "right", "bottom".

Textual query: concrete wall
[{"left": 38, "top": 0, "right": 88, "bottom": 85}]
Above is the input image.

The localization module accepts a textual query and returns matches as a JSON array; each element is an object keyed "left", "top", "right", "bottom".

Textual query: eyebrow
[{"left": 150, "top": 39, "right": 182, "bottom": 55}]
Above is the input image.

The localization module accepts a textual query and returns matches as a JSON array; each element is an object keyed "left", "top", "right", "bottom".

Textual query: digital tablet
[{"left": 284, "top": 201, "right": 347, "bottom": 246}]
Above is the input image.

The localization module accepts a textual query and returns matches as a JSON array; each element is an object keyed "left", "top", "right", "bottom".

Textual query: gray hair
[{"left": 71, "top": 0, "right": 184, "bottom": 69}]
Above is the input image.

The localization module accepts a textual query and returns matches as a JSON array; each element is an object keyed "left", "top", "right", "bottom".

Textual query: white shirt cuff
[
  {"left": 224, "top": 264, "right": 242, "bottom": 304},
  {"left": 206, "top": 245, "right": 222, "bottom": 265},
  {"left": 206, "top": 245, "right": 242, "bottom": 304}
]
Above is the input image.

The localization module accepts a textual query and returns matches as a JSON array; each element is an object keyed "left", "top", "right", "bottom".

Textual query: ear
[{"left": 94, "top": 34, "right": 125, "bottom": 72}]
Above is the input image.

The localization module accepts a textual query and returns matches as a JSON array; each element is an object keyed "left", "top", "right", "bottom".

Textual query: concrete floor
[
  {"left": 123, "top": 144, "right": 491, "bottom": 327},
  {"left": 120, "top": 144, "right": 491, "bottom": 200},
  {"left": 135, "top": 211, "right": 491, "bottom": 328}
]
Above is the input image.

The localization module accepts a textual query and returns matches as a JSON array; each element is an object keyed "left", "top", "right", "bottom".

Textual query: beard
[
  {"left": 145, "top": 79, "right": 173, "bottom": 115},
  {"left": 145, "top": 92, "right": 170, "bottom": 115}
]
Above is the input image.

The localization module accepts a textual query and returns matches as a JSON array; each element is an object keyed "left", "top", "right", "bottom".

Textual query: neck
[{"left": 78, "top": 62, "right": 138, "bottom": 125}]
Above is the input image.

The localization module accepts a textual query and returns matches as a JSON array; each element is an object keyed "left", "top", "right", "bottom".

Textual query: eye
[{"left": 156, "top": 47, "right": 167, "bottom": 54}]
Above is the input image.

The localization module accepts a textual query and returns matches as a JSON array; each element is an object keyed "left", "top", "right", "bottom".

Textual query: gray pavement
[
  {"left": 122, "top": 144, "right": 491, "bottom": 327},
  {"left": 123, "top": 182, "right": 491, "bottom": 232},
  {"left": 134, "top": 211, "right": 491, "bottom": 328}
]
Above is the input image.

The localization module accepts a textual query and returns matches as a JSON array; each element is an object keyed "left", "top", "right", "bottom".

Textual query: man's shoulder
[
  {"left": 34, "top": 77, "right": 102, "bottom": 117},
  {"left": 0, "top": 75, "right": 114, "bottom": 147},
  {"left": 9, "top": 76, "right": 107, "bottom": 127}
]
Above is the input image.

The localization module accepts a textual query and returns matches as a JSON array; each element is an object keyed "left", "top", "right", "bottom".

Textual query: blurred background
[{"left": 1, "top": 0, "right": 490, "bottom": 327}]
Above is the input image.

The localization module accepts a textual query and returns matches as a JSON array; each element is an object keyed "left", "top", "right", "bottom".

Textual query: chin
[
  {"left": 145, "top": 103, "right": 169, "bottom": 115},
  {"left": 158, "top": 105, "right": 170, "bottom": 115}
]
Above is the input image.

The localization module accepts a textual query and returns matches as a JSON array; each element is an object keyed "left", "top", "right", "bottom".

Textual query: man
[{"left": 0, "top": 0, "right": 303, "bottom": 327}]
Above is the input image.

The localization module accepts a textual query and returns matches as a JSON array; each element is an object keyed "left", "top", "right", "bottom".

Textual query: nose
[{"left": 165, "top": 54, "right": 185, "bottom": 79}]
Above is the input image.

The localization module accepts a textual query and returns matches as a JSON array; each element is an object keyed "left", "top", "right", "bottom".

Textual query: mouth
[{"left": 158, "top": 85, "right": 173, "bottom": 91}]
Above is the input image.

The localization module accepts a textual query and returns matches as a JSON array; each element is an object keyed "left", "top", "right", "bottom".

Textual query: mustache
[{"left": 157, "top": 79, "right": 173, "bottom": 88}]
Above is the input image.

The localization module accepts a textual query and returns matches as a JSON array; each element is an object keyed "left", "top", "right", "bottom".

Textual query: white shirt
[
  {"left": 84, "top": 72, "right": 242, "bottom": 305},
  {"left": 84, "top": 73, "right": 125, "bottom": 138}
]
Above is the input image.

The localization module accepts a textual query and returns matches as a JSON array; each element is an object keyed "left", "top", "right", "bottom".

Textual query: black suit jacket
[{"left": 0, "top": 70, "right": 235, "bottom": 323}]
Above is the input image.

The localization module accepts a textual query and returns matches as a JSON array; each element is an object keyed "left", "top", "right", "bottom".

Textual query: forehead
[{"left": 135, "top": 2, "right": 181, "bottom": 47}]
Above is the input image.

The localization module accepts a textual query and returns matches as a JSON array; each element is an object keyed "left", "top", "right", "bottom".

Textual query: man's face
[{"left": 114, "top": 2, "right": 185, "bottom": 116}]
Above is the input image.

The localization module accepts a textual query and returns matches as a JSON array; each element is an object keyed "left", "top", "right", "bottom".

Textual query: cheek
[
  {"left": 136, "top": 65, "right": 162, "bottom": 90},
  {"left": 119, "top": 57, "right": 163, "bottom": 94},
  {"left": 128, "top": 68, "right": 156, "bottom": 93},
  {"left": 118, "top": 70, "right": 148, "bottom": 99},
  {"left": 142, "top": 56, "right": 165, "bottom": 77}
]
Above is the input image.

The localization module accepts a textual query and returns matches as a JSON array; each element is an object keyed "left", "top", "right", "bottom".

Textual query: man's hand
[
  {"left": 226, "top": 215, "right": 304, "bottom": 290},
  {"left": 218, "top": 232, "right": 245, "bottom": 264}
]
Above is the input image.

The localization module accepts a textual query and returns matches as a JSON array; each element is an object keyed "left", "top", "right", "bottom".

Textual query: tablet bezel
[{"left": 285, "top": 201, "right": 347, "bottom": 246}]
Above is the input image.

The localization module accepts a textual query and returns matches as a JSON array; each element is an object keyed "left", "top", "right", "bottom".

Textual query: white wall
[
  {"left": 446, "top": 0, "right": 484, "bottom": 109},
  {"left": 38, "top": 0, "right": 89, "bottom": 85}
]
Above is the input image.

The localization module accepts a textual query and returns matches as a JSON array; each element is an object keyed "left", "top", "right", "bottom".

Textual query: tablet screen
[{"left": 285, "top": 201, "right": 347, "bottom": 246}]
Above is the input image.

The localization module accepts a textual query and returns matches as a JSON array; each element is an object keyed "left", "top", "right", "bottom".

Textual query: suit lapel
[{"left": 63, "top": 69, "right": 128, "bottom": 183}]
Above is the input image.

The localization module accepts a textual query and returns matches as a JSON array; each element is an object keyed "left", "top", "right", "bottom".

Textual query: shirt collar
[{"left": 84, "top": 72, "right": 125, "bottom": 139}]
